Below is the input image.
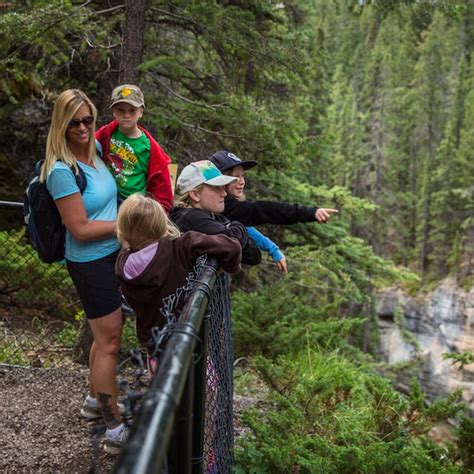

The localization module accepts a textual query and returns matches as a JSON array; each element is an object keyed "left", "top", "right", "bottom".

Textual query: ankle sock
[
  {"left": 106, "top": 423, "right": 126, "bottom": 440},
  {"left": 85, "top": 395, "right": 97, "bottom": 407},
  {"left": 87, "top": 395, "right": 126, "bottom": 413}
]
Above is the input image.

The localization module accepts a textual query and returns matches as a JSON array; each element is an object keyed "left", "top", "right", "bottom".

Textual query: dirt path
[
  {"left": 0, "top": 364, "right": 255, "bottom": 473},
  {"left": 1, "top": 365, "right": 116, "bottom": 473},
  {"left": 0, "top": 304, "right": 259, "bottom": 472}
]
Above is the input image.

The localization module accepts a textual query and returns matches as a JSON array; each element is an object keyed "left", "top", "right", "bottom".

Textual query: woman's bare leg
[{"left": 88, "top": 307, "right": 123, "bottom": 428}]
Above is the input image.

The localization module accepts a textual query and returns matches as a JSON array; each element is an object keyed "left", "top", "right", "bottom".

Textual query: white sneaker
[
  {"left": 80, "top": 398, "right": 128, "bottom": 420},
  {"left": 103, "top": 424, "right": 129, "bottom": 455}
]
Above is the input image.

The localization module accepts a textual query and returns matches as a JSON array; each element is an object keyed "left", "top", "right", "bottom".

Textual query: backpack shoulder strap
[
  {"left": 70, "top": 165, "right": 87, "bottom": 194},
  {"left": 34, "top": 160, "right": 44, "bottom": 176},
  {"left": 38, "top": 158, "right": 87, "bottom": 194},
  {"left": 95, "top": 139, "right": 103, "bottom": 159}
]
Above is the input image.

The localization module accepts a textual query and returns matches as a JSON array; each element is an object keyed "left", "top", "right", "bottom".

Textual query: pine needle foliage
[{"left": 234, "top": 352, "right": 465, "bottom": 473}]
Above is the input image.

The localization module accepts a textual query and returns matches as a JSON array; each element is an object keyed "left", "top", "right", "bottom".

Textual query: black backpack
[{"left": 24, "top": 161, "right": 87, "bottom": 263}]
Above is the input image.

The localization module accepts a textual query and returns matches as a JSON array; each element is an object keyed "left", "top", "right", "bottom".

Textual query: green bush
[
  {"left": 54, "top": 311, "right": 84, "bottom": 348},
  {"left": 121, "top": 316, "right": 140, "bottom": 355},
  {"left": 232, "top": 243, "right": 412, "bottom": 358},
  {"left": 0, "top": 339, "right": 29, "bottom": 366},
  {"left": 0, "top": 229, "right": 78, "bottom": 319},
  {"left": 456, "top": 416, "right": 474, "bottom": 469},
  {"left": 234, "top": 351, "right": 465, "bottom": 473}
]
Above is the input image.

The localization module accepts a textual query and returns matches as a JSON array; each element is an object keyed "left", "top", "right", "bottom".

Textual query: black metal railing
[{"left": 116, "top": 259, "right": 219, "bottom": 474}]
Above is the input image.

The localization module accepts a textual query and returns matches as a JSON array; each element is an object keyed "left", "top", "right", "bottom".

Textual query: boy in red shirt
[{"left": 96, "top": 84, "right": 173, "bottom": 212}]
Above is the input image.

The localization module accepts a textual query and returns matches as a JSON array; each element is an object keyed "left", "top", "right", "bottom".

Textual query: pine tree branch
[
  {"left": 181, "top": 122, "right": 243, "bottom": 139},
  {"left": 146, "top": 71, "right": 228, "bottom": 110},
  {"left": 0, "top": 1, "right": 92, "bottom": 64}
]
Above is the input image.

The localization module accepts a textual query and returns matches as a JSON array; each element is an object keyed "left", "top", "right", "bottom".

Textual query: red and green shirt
[
  {"left": 109, "top": 129, "right": 151, "bottom": 198},
  {"left": 96, "top": 120, "right": 174, "bottom": 212}
]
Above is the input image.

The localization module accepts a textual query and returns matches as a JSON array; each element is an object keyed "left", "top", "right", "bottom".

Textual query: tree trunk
[
  {"left": 420, "top": 109, "right": 436, "bottom": 280},
  {"left": 119, "top": 0, "right": 147, "bottom": 84}
]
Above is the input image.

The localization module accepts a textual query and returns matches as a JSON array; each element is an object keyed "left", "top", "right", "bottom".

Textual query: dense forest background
[
  {"left": 1, "top": 0, "right": 473, "bottom": 471},
  {"left": 1, "top": 0, "right": 472, "bottom": 285}
]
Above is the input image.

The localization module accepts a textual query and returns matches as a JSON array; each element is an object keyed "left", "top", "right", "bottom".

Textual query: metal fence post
[
  {"left": 168, "top": 356, "right": 194, "bottom": 474},
  {"left": 192, "top": 313, "right": 210, "bottom": 473}
]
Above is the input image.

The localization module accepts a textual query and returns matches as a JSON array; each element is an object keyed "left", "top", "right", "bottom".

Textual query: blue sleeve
[
  {"left": 46, "top": 163, "right": 80, "bottom": 200},
  {"left": 246, "top": 226, "right": 284, "bottom": 263}
]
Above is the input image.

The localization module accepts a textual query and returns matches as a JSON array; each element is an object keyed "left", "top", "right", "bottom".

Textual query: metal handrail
[
  {"left": 115, "top": 258, "right": 220, "bottom": 474},
  {"left": 0, "top": 200, "right": 23, "bottom": 209}
]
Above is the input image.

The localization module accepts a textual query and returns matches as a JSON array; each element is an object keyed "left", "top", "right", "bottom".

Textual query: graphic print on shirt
[
  {"left": 109, "top": 138, "right": 138, "bottom": 188},
  {"left": 107, "top": 130, "right": 150, "bottom": 198}
]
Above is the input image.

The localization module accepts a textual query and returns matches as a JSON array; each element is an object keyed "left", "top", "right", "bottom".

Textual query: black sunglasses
[{"left": 68, "top": 115, "right": 94, "bottom": 128}]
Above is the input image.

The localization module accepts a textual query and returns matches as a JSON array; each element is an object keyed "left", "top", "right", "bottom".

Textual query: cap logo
[
  {"left": 195, "top": 160, "right": 221, "bottom": 180},
  {"left": 121, "top": 88, "right": 133, "bottom": 97},
  {"left": 227, "top": 152, "right": 242, "bottom": 163}
]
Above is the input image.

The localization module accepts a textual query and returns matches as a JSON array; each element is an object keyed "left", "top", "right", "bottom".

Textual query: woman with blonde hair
[
  {"left": 44, "top": 89, "right": 126, "bottom": 454},
  {"left": 115, "top": 193, "right": 242, "bottom": 354}
]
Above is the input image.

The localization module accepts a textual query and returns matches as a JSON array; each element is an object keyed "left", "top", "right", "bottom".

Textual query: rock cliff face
[{"left": 376, "top": 278, "right": 474, "bottom": 414}]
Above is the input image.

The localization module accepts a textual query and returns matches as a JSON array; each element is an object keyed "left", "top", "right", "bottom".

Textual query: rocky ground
[
  {"left": 0, "top": 365, "right": 260, "bottom": 473},
  {"left": 0, "top": 365, "right": 117, "bottom": 473}
]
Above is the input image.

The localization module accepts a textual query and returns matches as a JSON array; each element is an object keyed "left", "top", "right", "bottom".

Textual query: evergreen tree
[
  {"left": 410, "top": 11, "right": 461, "bottom": 278},
  {"left": 429, "top": 54, "right": 469, "bottom": 277},
  {"left": 452, "top": 65, "right": 474, "bottom": 278},
  {"left": 376, "top": 11, "right": 419, "bottom": 266}
]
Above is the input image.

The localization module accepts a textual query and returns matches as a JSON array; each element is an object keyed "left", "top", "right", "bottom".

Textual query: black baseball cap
[{"left": 208, "top": 150, "right": 257, "bottom": 172}]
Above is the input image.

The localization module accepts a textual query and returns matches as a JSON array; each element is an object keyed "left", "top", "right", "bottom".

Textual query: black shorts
[{"left": 66, "top": 251, "right": 121, "bottom": 319}]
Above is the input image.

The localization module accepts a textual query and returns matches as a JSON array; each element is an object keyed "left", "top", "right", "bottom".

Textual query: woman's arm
[
  {"left": 47, "top": 163, "right": 116, "bottom": 241},
  {"left": 54, "top": 193, "right": 116, "bottom": 241}
]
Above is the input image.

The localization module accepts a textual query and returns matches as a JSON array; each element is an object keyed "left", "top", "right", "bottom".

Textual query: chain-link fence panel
[
  {"left": 0, "top": 203, "right": 80, "bottom": 322},
  {"left": 0, "top": 202, "right": 82, "bottom": 369},
  {"left": 203, "top": 272, "right": 234, "bottom": 473},
  {"left": 137, "top": 256, "right": 234, "bottom": 473}
]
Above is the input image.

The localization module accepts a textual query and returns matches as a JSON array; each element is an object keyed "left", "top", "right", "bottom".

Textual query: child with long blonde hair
[{"left": 115, "top": 194, "right": 242, "bottom": 351}]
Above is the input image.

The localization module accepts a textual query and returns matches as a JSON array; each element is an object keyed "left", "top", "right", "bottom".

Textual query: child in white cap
[{"left": 170, "top": 160, "right": 261, "bottom": 266}]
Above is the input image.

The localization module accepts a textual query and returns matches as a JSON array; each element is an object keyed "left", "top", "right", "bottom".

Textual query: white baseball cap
[{"left": 176, "top": 160, "right": 237, "bottom": 195}]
